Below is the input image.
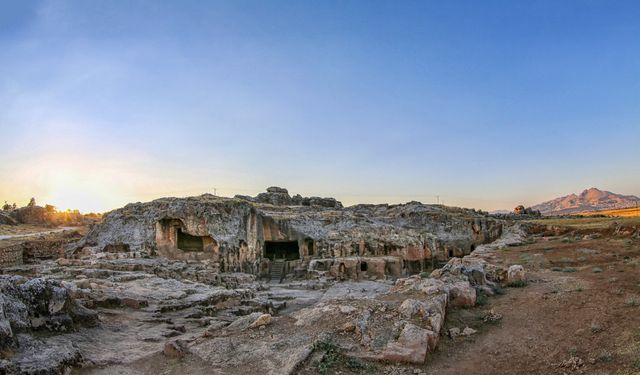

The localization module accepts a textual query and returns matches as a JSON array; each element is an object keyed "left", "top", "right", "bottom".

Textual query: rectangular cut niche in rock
[
  {"left": 264, "top": 241, "right": 299, "bottom": 261},
  {"left": 177, "top": 228, "right": 204, "bottom": 252},
  {"left": 104, "top": 244, "right": 130, "bottom": 253}
]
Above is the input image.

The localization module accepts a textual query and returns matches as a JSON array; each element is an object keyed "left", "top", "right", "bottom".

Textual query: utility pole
[{"left": 436, "top": 195, "right": 440, "bottom": 205}]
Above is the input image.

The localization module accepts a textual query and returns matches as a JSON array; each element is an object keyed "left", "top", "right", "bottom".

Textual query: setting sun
[
  {"left": 31, "top": 164, "right": 133, "bottom": 213},
  {"left": 44, "top": 175, "right": 119, "bottom": 213}
]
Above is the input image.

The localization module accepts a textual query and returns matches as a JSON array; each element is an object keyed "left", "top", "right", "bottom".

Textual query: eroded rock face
[
  {"left": 0, "top": 222, "right": 525, "bottom": 374},
  {"left": 2, "top": 334, "right": 84, "bottom": 374},
  {"left": 0, "top": 276, "right": 98, "bottom": 350},
  {"left": 0, "top": 276, "right": 98, "bottom": 374},
  {"left": 77, "top": 188, "right": 503, "bottom": 278}
]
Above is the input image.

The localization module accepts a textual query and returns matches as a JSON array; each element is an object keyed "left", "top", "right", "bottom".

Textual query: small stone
[
  {"left": 122, "top": 297, "right": 148, "bottom": 309},
  {"left": 339, "top": 305, "right": 357, "bottom": 314},
  {"left": 341, "top": 321, "right": 356, "bottom": 332},
  {"left": 249, "top": 313, "right": 272, "bottom": 328},
  {"left": 461, "top": 327, "right": 477, "bottom": 336},
  {"left": 163, "top": 339, "right": 189, "bottom": 358},
  {"left": 507, "top": 265, "right": 526, "bottom": 283},
  {"left": 448, "top": 327, "right": 461, "bottom": 338}
]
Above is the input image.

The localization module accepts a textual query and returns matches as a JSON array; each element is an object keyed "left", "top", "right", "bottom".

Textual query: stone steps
[{"left": 270, "top": 260, "right": 285, "bottom": 283}]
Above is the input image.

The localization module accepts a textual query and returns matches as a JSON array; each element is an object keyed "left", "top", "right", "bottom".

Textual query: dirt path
[{"left": 0, "top": 226, "right": 79, "bottom": 241}]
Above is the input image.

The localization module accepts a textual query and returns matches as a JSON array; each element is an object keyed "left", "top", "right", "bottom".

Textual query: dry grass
[
  {"left": 576, "top": 207, "right": 640, "bottom": 217},
  {"left": 527, "top": 216, "right": 640, "bottom": 230}
]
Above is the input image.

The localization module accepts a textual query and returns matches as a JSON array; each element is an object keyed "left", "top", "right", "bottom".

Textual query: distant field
[
  {"left": 575, "top": 206, "right": 640, "bottom": 217},
  {"left": 527, "top": 215, "right": 640, "bottom": 230}
]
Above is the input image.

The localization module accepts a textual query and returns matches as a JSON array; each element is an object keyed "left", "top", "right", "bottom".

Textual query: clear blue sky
[{"left": 1, "top": 0, "right": 639, "bottom": 212}]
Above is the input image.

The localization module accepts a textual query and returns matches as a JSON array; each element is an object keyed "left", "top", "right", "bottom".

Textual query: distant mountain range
[{"left": 531, "top": 188, "right": 640, "bottom": 215}]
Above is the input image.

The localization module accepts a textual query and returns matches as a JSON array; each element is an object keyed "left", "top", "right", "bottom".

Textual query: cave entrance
[
  {"left": 264, "top": 241, "right": 299, "bottom": 261},
  {"left": 177, "top": 228, "right": 204, "bottom": 252}
]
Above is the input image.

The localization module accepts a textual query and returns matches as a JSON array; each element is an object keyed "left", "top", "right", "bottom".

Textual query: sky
[{"left": 0, "top": 0, "right": 639, "bottom": 213}]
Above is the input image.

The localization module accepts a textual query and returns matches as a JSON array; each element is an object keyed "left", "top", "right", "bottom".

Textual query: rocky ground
[
  {"left": 424, "top": 227, "right": 640, "bottom": 375},
  {"left": 0, "top": 220, "right": 638, "bottom": 374}
]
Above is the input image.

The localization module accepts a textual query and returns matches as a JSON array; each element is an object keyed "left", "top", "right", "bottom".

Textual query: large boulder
[
  {"left": 254, "top": 187, "right": 294, "bottom": 206},
  {"left": 431, "top": 257, "right": 488, "bottom": 286},
  {"left": 382, "top": 322, "right": 435, "bottom": 364},
  {"left": 447, "top": 281, "right": 477, "bottom": 307},
  {"left": 0, "top": 276, "right": 98, "bottom": 350},
  {"left": 0, "top": 334, "right": 83, "bottom": 374}
]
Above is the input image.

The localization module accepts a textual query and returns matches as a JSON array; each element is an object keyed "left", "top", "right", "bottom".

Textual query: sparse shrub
[
  {"left": 598, "top": 351, "right": 614, "bottom": 363},
  {"left": 419, "top": 272, "right": 429, "bottom": 278},
  {"left": 313, "top": 340, "right": 341, "bottom": 375},
  {"left": 591, "top": 323, "right": 603, "bottom": 333},
  {"left": 562, "top": 238, "right": 575, "bottom": 243},
  {"left": 476, "top": 294, "right": 488, "bottom": 306},
  {"left": 575, "top": 286, "right": 583, "bottom": 292},
  {"left": 551, "top": 267, "right": 563, "bottom": 272},
  {"left": 612, "top": 288, "right": 624, "bottom": 295},
  {"left": 507, "top": 280, "right": 528, "bottom": 288},
  {"left": 562, "top": 267, "right": 577, "bottom": 273},
  {"left": 492, "top": 285, "right": 505, "bottom": 295},
  {"left": 481, "top": 310, "right": 503, "bottom": 324},
  {"left": 567, "top": 347, "right": 577, "bottom": 356},
  {"left": 345, "top": 357, "right": 373, "bottom": 371},
  {"left": 312, "top": 339, "right": 375, "bottom": 374},
  {"left": 625, "top": 296, "right": 639, "bottom": 307},
  {"left": 592, "top": 267, "right": 603, "bottom": 273},
  {"left": 578, "top": 256, "right": 587, "bottom": 262},
  {"left": 519, "top": 254, "right": 533, "bottom": 263}
]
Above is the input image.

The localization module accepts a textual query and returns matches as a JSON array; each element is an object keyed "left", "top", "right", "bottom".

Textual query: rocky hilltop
[
  {"left": 78, "top": 187, "right": 503, "bottom": 277},
  {"left": 531, "top": 187, "right": 640, "bottom": 215}
]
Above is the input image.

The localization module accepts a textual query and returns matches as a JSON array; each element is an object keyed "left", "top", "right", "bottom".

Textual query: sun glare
[{"left": 43, "top": 173, "right": 126, "bottom": 213}]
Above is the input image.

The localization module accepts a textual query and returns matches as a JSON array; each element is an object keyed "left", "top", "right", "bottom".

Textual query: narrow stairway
[{"left": 270, "top": 260, "right": 285, "bottom": 283}]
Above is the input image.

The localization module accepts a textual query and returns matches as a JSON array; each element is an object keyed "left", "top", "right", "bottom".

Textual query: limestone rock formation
[
  {"left": 235, "top": 187, "right": 344, "bottom": 208},
  {"left": 0, "top": 276, "right": 98, "bottom": 351},
  {"left": 0, "top": 275, "right": 98, "bottom": 374},
  {"left": 77, "top": 187, "right": 503, "bottom": 279}
]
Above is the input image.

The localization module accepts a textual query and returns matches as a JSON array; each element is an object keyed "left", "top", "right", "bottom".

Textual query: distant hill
[{"left": 531, "top": 188, "right": 640, "bottom": 216}]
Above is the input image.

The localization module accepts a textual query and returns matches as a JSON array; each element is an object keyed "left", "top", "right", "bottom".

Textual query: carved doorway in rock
[{"left": 264, "top": 240, "right": 299, "bottom": 261}]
